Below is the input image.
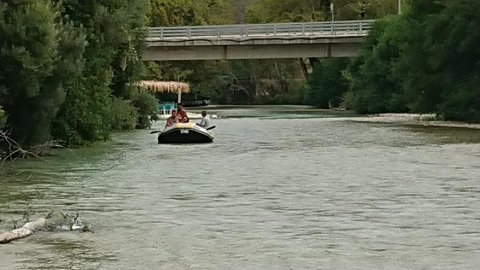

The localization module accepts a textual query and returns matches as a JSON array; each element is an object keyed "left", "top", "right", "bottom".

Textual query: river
[{"left": 1, "top": 106, "right": 480, "bottom": 270}]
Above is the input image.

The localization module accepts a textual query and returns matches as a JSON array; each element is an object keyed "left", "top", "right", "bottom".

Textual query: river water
[{"left": 1, "top": 107, "right": 480, "bottom": 270}]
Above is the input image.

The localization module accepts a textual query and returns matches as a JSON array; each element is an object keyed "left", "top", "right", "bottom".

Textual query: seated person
[
  {"left": 165, "top": 110, "right": 178, "bottom": 128},
  {"left": 177, "top": 107, "right": 189, "bottom": 123},
  {"left": 197, "top": 111, "right": 211, "bottom": 128}
]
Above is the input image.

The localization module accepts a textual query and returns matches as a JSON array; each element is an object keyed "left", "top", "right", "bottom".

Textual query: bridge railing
[{"left": 148, "top": 20, "right": 375, "bottom": 40}]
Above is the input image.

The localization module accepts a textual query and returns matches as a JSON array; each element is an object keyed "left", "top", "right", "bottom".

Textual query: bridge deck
[
  {"left": 144, "top": 20, "right": 374, "bottom": 60},
  {"left": 147, "top": 20, "right": 374, "bottom": 41}
]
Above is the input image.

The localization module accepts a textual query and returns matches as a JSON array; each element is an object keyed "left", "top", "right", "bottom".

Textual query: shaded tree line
[
  {"left": 0, "top": 0, "right": 158, "bottom": 150},
  {"left": 309, "top": 0, "right": 480, "bottom": 122},
  {"left": 242, "top": 0, "right": 401, "bottom": 107},
  {"left": 3, "top": 0, "right": 477, "bottom": 155}
]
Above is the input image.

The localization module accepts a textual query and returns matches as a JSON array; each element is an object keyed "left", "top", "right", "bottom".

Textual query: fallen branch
[
  {"left": 0, "top": 218, "right": 46, "bottom": 244},
  {"left": 0, "top": 130, "right": 66, "bottom": 165},
  {"left": 0, "top": 130, "right": 39, "bottom": 164},
  {"left": 0, "top": 211, "right": 92, "bottom": 244}
]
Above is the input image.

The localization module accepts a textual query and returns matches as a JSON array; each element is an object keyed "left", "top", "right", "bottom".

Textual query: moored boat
[{"left": 158, "top": 123, "right": 214, "bottom": 144}]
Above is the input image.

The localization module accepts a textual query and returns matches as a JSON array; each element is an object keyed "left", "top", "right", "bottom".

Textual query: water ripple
[{"left": 2, "top": 112, "right": 480, "bottom": 269}]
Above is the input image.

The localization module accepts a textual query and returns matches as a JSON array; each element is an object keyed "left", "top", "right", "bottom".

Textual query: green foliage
[
  {"left": 348, "top": 0, "right": 480, "bottom": 122},
  {"left": 147, "top": 1, "right": 306, "bottom": 106},
  {"left": 208, "top": 59, "right": 305, "bottom": 105},
  {"left": 52, "top": 0, "right": 150, "bottom": 145},
  {"left": 149, "top": 0, "right": 233, "bottom": 26},
  {"left": 58, "top": 0, "right": 148, "bottom": 98},
  {"left": 132, "top": 92, "right": 158, "bottom": 129},
  {"left": 421, "top": 0, "right": 475, "bottom": 121},
  {"left": 242, "top": 0, "right": 400, "bottom": 106},
  {"left": 111, "top": 98, "right": 138, "bottom": 130},
  {"left": 333, "top": 0, "right": 399, "bottom": 20},
  {"left": 147, "top": 0, "right": 240, "bottom": 104},
  {"left": 108, "top": 0, "right": 149, "bottom": 98},
  {"left": 4, "top": 0, "right": 477, "bottom": 151},
  {"left": 391, "top": 0, "right": 444, "bottom": 113},
  {"left": 349, "top": 17, "right": 408, "bottom": 113},
  {"left": 0, "top": 105, "right": 6, "bottom": 129},
  {"left": 246, "top": 0, "right": 328, "bottom": 23},
  {"left": 0, "top": 0, "right": 153, "bottom": 148},
  {"left": 0, "top": 0, "right": 86, "bottom": 146},
  {"left": 306, "top": 59, "right": 350, "bottom": 109},
  {"left": 232, "top": 0, "right": 257, "bottom": 23},
  {"left": 246, "top": 0, "right": 399, "bottom": 23},
  {"left": 418, "top": 0, "right": 480, "bottom": 121},
  {"left": 148, "top": 1, "right": 335, "bottom": 106},
  {"left": 439, "top": 82, "right": 480, "bottom": 122},
  {"left": 52, "top": 72, "right": 113, "bottom": 146},
  {"left": 145, "top": 60, "right": 210, "bottom": 104},
  {"left": 341, "top": 90, "right": 355, "bottom": 110}
]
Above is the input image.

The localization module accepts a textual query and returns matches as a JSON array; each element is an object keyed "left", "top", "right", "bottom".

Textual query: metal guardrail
[{"left": 147, "top": 20, "right": 375, "bottom": 40}]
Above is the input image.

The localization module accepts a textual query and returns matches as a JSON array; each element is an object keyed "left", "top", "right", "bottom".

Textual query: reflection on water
[{"left": 1, "top": 107, "right": 480, "bottom": 270}]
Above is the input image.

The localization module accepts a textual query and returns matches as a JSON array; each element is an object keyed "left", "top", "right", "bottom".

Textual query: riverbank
[
  {"left": 188, "top": 106, "right": 480, "bottom": 130},
  {"left": 350, "top": 113, "right": 480, "bottom": 130}
]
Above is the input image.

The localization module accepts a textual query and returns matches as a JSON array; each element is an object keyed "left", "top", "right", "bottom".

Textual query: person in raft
[
  {"left": 165, "top": 110, "right": 178, "bottom": 128},
  {"left": 177, "top": 106, "right": 190, "bottom": 123},
  {"left": 197, "top": 111, "right": 211, "bottom": 128}
]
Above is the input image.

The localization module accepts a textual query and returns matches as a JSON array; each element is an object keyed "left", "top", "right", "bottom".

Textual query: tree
[
  {"left": 246, "top": 0, "right": 399, "bottom": 23},
  {"left": 149, "top": 0, "right": 233, "bottom": 26},
  {"left": 0, "top": 0, "right": 85, "bottom": 146},
  {"left": 52, "top": 0, "right": 150, "bottom": 145},
  {"left": 133, "top": 92, "right": 158, "bottom": 129},
  {"left": 306, "top": 59, "right": 350, "bottom": 108},
  {"left": 332, "top": 0, "right": 398, "bottom": 20},
  {"left": 147, "top": 0, "right": 236, "bottom": 104},
  {"left": 349, "top": 17, "right": 407, "bottom": 114},
  {"left": 110, "top": 98, "right": 138, "bottom": 130},
  {"left": 242, "top": 0, "right": 401, "bottom": 107},
  {"left": 246, "top": 0, "right": 328, "bottom": 23},
  {"left": 390, "top": 0, "right": 480, "bottom": 121},
  {"left": 422, "top": 0, "right": 480, "bottom": 121},
  {"left": 232, "top": 0, "right": 257, "bottom": 23},
  {"left": 348, "top": 0, "right": 480, "bottom": 122},
  {"left": 391, "top": 0, "right": 444, "bottom": 113}
]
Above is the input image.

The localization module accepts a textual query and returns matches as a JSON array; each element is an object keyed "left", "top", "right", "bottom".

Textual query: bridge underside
[{"left": 143, "top": 37, "right": 365, "bottom": 61}]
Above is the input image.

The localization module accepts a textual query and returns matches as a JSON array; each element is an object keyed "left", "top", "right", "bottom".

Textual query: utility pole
[
  {"left": 398, "top": 0, "right": 402, "bottom": 15},
  {"left": 330, "top": 3, "right": 335, "bottom": 21},
  {"left": 330, "top": 2, "right": 334, "bottom": 34}
]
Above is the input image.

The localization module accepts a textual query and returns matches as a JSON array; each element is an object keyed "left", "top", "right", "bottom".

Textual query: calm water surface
[{"left": 1, "top": 107, "right": 480, "bottom": 270}]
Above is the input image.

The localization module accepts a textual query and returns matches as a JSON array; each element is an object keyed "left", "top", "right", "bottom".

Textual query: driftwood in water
[
  {"left": 0, "top": 211, "right": 92, "bottom": 244},
  {"left": 0, "top": 218, "right": 46, "bottom": 244}
]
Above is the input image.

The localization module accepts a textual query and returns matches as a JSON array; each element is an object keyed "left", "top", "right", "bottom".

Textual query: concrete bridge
[{"left": 144, "top": 20, "right": 374, "bottom": 61}]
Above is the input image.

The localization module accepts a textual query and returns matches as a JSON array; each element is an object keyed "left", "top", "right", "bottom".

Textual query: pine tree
[{"left": 0, "top": 0, "right": 85, "bottom": 146}]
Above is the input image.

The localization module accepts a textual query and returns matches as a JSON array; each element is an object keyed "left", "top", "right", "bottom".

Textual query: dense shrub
[
  {"left": 111, "top": 98, "right": 138, "bottom": 130},
  {"left": 132, "top": 92, "right": 158, "bottom": 129}
]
